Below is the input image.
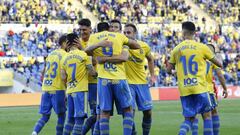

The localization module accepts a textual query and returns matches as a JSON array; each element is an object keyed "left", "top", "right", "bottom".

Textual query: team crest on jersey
[{"left": 102, "top": 79, "right": 108, "bottom": 86}]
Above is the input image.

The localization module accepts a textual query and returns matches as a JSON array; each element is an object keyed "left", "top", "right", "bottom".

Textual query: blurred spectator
[
  {"left": 195, "top": 0, "right": 239, "bottom": 24},
  {"left": 85, "top": 0, "right": 193, "bottom": 24},
  {"left": 0, "top": 0, "right": 82, "bottom": 24}
]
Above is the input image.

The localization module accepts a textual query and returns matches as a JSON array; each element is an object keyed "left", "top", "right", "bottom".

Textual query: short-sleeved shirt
[
  {"left": 61, "top": 49, "right": 91, "bottom": 94},
  {"left": 87, "top": 31, "right": 129, "bottom": 80},
  {"left": 170, "top": 40, "right": 215, "bottom": 96},
  {"left": 42, "top": 49, "right": 67, "bottom": 91},
  {"left": 125, "top": 40, "right": 151, "bottom": 84}
]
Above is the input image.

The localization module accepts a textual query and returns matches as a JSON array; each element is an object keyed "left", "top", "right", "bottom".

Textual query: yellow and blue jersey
[
  {"left": 81, "top": 39, "right": 97, "bottom": 84},
  {"left": 42, "top": 49, "right": 66, "bottom": 91},
  {"left": 87, "top": 31, "right": 129, "bottom": 80},
  {"left": 61, "top": 49, "right": 91, "bottom": 94},
  {"left": 125, "top": 40, "right": 151, "bottom": 84},
  {"left": 206, "top": 61, "right": 220, "bottom": 94},
  {"left": 170, "top": 40, "right": 215, "bottom": 96}
]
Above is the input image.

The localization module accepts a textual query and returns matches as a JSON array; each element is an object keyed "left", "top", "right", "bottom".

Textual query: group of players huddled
[{"left": 32, "top": 19, "right": 228, "bottom": 135}]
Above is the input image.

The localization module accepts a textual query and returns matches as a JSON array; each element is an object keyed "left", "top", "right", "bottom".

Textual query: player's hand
[
  {"left": 98, "top": 39, "right": 112, "bottom": 48},
  {"left": 222, "top": 90, "right": 228, "bottom": 98},
  {"left": 66, "top": 38, "right": 83, "bottom": 50}
]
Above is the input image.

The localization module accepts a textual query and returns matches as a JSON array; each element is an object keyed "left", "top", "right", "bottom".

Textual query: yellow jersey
[
  {"left": 170, "top": 40, "right": 215, "bottom": 96},
  {"left": 206, "top": 61, "right": 219, "bottom": 94},
  {"left": 125, "top": 40, "right": 151, "bottom": 84},
  {"left": 80, "top": 38, "right": 88, "bottom": 49},
  {"left": 81, "top": 38, "right": 97, "bottom": 84},
  {"left": 87, "top": 31, "right": 129, "bottom": 79},
  {"left": 42, "top": 49, "right": 66, "bottom": 91},
  {"left": 61, "top": 49, "right": 91, "bottom": 94}
]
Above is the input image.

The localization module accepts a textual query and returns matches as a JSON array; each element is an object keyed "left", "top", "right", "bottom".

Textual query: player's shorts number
[
  {"left": 180, "top": 55, "right": 198, "bottom": 75},
  {"left": 44, "top": 62, "right": 58, "bottom": 79}
]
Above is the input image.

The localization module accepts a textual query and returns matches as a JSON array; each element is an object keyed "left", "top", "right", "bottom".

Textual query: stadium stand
[
  {"left": 194, "top": 0, "right": 240, "bottom": 24},
  {"left": 0, "top": 0, "right": 82, "bottom": 24},
  {"left": 84, "top": 0, "right": 196, "bottom": 24},
  {"left": 0, "top": 24, "right": 239, "bottom": 88}
]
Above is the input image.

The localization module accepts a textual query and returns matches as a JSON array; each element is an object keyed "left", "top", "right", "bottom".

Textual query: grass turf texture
[{"left": 0, "top": 99, "right": 239, "bottom": 135}]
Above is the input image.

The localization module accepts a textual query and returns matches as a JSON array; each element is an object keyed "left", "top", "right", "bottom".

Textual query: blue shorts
[
  {"left": 210, "top": 93, "right": 218, "bottom": 109},
  {"left": 129, "top": 84, "right": 153, "bottom": 111},
  {"left": 39, "top": 90, "right": 66, "bottom": 115},
  {"left": 67, "top": 92, "right": 88, "bottom": 118},
  {"left": 180, "top": 92, "right": 212, "bottom": 117},
  {"left": 98, "top": 78, "right": 132, "bottom": 112},
  {"left": 88, "top": 84, "right": 97, "bottom": 115}
]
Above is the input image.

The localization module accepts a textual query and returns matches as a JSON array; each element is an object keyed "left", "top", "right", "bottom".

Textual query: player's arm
[
  {"left": 41, "top": 57, "right": 47, "bottom": 82},
  {"left": 85, "top": 40, "right": 113, "bottom": 56},
  {"left": 166, "top": 63, "right": 175, "bottom": 74},
  {"left": 215, "top": 68, "right": 228, "bottom": 98},
  {"left": 92, "top": 57, "right": 97, "bottom": 66},
  {"left": 97, "top": 50, "right": 129, "bottom": 64},
  {"left": 61, "top": 69, "right": 67, "bottom": 87},
  {"left": 166, "top": 50, "right": 175, "bottom": 74},
  {"left": 203, "top": 45, "right": 223, "bottom": 68},
  {"left": 209, "top": 56, "right": 223, "bottom": 69},
  {"left": 146, "top": 53, "right": 155, "bottom": 85},
  {"left": 86, "top": 64, "right": 98, "bottom": 77}
]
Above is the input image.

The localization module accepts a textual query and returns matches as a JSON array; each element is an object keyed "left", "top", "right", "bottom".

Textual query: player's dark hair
[
  {"left": 66, "top": 33, "right": 79, "bottom": 47},
  {"left": 207, "top": 43, "right": 216, "bottom": 53},
  {"left": 58, "top": 34, "right": 67, "bottom": 47},
  {"left": 78, "top": 18, "right": 91, "bottom": 27},
  {"left": 125, "top": 23, "right": 137, "bottom": 32},
  {"left": 110, "top": 19, "right": 122, "bottom": 30},
  {"left": 182, "top": 21, "right": 196, "bottom": 32},
  {"left": 97, "top": 22, "right": 110, "bottom": 32}
]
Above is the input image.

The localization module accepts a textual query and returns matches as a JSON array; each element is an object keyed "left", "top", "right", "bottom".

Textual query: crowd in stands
[
  {"left": 0, "top": 0, "right": 82, "bottom": 24},
  {"left": 194, "top": 0, "right": 240, "bottom": 24},
  {"left": 0, "top": 24, "right": 239, "bottom": 87},
  {"left": 85, "top": 0, "right": 200, "bottom": 24}
]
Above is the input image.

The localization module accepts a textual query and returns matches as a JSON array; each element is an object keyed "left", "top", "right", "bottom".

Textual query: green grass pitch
[{"left": 0, "top": 99, "right": 239, "bottom": 135}]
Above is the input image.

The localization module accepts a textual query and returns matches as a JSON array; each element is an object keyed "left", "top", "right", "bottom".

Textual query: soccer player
[
  {"left": 110, "top": 19, "right": 122, "bottom": 33},
  {"left": 98, "top": 23, "right": 155, "bottom": 135},
  {"left": 167, "top": 21, "right": 223, "bottom": 135},
  {"left": 78, "top": 18, "right": 98, "bottom": 135},
  {"left": 61, "top": 33, "right": 97, "bottom": 135},
  {"left": 85, "top": 22, "right": 140, "bottom": 135},
  {"left": 192, "top": 44, "right": 228, "bottom": 135},
  {"left": 32, "top": 35, "right": 68, "bottom": 135}
]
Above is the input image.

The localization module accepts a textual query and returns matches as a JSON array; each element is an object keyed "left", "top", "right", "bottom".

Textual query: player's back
[
  {"left": 170, "top": 40, "right": 214, "bottom": 96},
  {"left": 125, "top": 40, "right": 150, "bottom": 84},
  {"left": 61, "top": 49, "right": 90, "bottom": 94},
  {"left": 42, "top": 49, "right": 66, "bottom": 91},
  {"left": 88, "top": 31, "right": 129, "bottom": 79}
]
